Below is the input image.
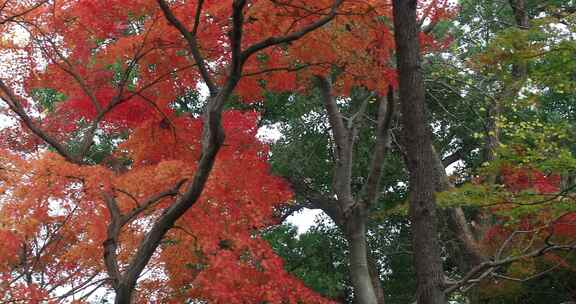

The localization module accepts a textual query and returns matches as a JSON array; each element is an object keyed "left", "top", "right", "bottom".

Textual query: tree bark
[
  {"left": 430, "top": 147, "right": 486, "bottom": 269},
  {"left": 316, "top": 76, "right": 379, "bottom": 304},
  {"left": 392, "top": 1, "right": 446, "bottom": 303},
  {"left": 346, "top": 207, "right": 379, "bottom": 304},
  {"left": 368, "top": 252, "right": 386, "bottom": 304}
]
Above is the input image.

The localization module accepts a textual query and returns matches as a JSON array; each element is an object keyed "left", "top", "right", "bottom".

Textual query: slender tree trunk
[
  {"left": 316, "top": 75, "right": 381, "bottom": 304},
  {"left": 431, "top": 147, "right": 486, "bottom": 268},
  {"left": 432, "top": 144, "right": 486, "bottom": 304},
  {"left": 368, "top": 254, "right": 386, "bottom": 304},
  {"left": 393, "top": 1, "right": 446, "bottom": 303},
  {"left": 346, "top": 208, "right": 379, "bottom": 304},
  {"left": 484, "top": 0, "right": 529, "bottom": 163}
]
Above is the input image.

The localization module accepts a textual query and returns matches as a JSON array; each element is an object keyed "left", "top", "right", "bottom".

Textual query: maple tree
[{"left": 0, "top": 0, "right": 373, "bottom": 303}]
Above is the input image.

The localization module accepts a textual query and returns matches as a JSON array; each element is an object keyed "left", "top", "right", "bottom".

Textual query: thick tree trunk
[
  {"left": 392, "top": 1, "right": 446, "bottom": 303},
  {"left": 115, "top": 284, "right": 133, "bottom": 304}
]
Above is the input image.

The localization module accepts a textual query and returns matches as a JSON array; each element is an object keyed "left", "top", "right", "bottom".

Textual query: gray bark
[
  {"left": 346, "top": 207, "right": 379, "bottom": 304},
  {"left": 316, "top": 76, "right": 380, "bottom": 304}
]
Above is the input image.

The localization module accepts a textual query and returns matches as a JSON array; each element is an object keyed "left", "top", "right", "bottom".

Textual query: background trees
[{"left": 263, "top": 1, "right": 576, "bottom": 304}]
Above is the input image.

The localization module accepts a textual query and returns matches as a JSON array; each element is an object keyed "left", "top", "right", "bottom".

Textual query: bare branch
[
  {"left": 361, "top": 87, "right": 395, "bottom": 206},
  {"left": 157, "top": 0, "right": 218, "bottom": 96},
  {"left": 241, "top": 0, "right": 343, "bottom": 62},
  {"left": 0, "top": 80, "right": 77, "bottom": 163},
  {"left": 0, "top": 0, "right": 48, "bottom": 25}
]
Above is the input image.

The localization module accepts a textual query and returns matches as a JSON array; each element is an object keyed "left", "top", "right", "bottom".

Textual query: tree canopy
[{"left": 0, "top": 1, "right": 575, "bottom": 304}]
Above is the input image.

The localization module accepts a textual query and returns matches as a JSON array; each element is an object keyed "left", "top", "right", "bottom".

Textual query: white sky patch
[
  {"left": 287, "top": 208, "right": 323, "bottom": 234},
  {"left": 0, "top": 112, "right": 15, "bottom": 127},
  {"left": 446, "top": 159, "right": 463, "bottom": 175},
  {"left": 257, "top": 123, "right": 282, "bottom": 143}
]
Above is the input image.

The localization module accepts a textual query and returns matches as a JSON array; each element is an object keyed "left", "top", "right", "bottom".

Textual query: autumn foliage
[
  {"left": 0, "top": 0, "right": 464, "bottom": 302},
  {"left": 0, "top": 0, "right": 365, "bottom": 302},
  {"left": 0, "top": 110, "right": 339, "bottom": 303}
]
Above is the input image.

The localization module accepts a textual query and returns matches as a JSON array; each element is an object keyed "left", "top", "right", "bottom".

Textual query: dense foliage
[{"left": 0, "top": 0, "right": 574, "bottom": 304}]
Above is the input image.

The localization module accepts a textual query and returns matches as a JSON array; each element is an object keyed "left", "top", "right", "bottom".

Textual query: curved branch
[
  {"left": 0, "top": 80, "right": 77, "bottom": 163},
  {"left": 241, "top": 0, "right": 343, "bottom": 62},
  {"left": 157, "top": 0, "right": 217, "bottom": 96}
]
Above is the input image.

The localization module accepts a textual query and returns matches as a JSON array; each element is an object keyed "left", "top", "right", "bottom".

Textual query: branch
[
  {"left": 284, "top": 175, "right": 342, "bottom": 225},
  {"left": 102, "top": 193, "right": 122, "bottom": 290},
  {"left": 75, "top": 42, "right": 156, "bottom": 159},
  {"left": 316, "top": 75, "right": 353, "bottom": 206},
  {"left": 442, "top": 148, "right": 464, "bottom": 168},
  {"left": 445, "top": 240, "right": 576, "bottom": 294},
  {"left": 0, "top": 80, "right": 78, "bottom": 163},
  {"left": 241, "top": 62, "right": 329, "bottom": 78},
  {"left": 157, "top": 0, "right": 217, "bottom": 96},
  {"left": 226, "top": 0, "right": 247, "bottom": 92},
  {"left": 111, "top": 1, "right": 341, "bottom": 299},
  {"left": 361, "top": 87, "right": 395, "bottom": 207},
  {"left": 121, "top": 179, "right": 187, "bottom": 225},
  {"left": 0, "top": 0, "right": 48, "bottom": 25},
  {"left": 98, "top": 178, "right": 187, "bottom": 295},
  {"left": 18, "top": 20, "right": 103, "bottom": 114},
  {"left": 346, "top": 91, "right": 373, "bottom": 130},
  {"left": 10, "top": 20, "right": 161, "bottom": 162},
  {"left": 191, "top": 0, "right": 204, "bottom": 36},
  {"left": 482, "top": 183, "right": 576, "bottom": 207},
  {"left": 240, "top": 0, "right": 343, "bottom": 62}
]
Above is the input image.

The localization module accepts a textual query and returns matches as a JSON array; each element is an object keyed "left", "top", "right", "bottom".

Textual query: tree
[
  {"left": 0, "top": 0, "right": 348, "bottom": 302},
  {"left": 392, "top": 0, "right": 447, "bottom": 303},
  {"left": 258, "top": 1, "right": 456, "bottom": 302},
  {"left": 264, "top": 0, "right": 576, "bottom": 303},
  {"left": 424, "top": 0, "right": 576, "bottom": 301},
  {"left": 3, "top": 1, "right": 574, "bottom": 303}
]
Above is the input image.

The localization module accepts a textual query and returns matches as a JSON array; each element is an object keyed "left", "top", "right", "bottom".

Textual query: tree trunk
[
  {"left": 392, "top": 1, "right": 446, "bottom": 303},
  {"left": 115, "top": 283, "right": 133, "bottom": 304},
  {"left": 368, "top": 254, "right": 386, "bottom": 304},
  {"left": 431, "top": 147, "right": 486, "bottom": 269},
  {"left": 345, "top": 208, "right": 379, "bottom": 304},
  {"left": 432, "top": 144, "right": 486, "bottom": 304}
]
